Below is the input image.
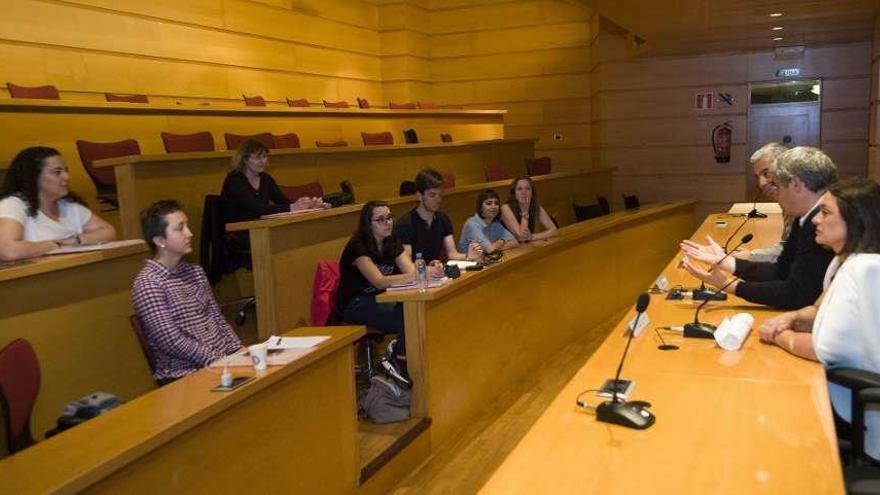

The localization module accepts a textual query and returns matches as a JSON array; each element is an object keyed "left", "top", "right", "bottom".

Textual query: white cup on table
[{"left": 248, "top": 343, "right": 269, "bottom": 371}]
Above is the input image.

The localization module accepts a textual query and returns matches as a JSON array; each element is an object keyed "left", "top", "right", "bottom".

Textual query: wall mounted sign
[
  {"left": 695, "top": 92, "right": 714, "bottom": 110},
  {"left": 716, "top": 92, "right": 735, "bottom": 107},
  {"left": 775, "top": 68, "right": 801, "bottom": 77}
]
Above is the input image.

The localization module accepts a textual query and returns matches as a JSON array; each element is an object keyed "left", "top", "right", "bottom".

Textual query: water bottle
[{"left": 415, "top": 252, "right": 428, "bottom": 293}]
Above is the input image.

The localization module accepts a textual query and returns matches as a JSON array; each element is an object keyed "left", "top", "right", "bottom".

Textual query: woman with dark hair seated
[
  {"left": 220, "top": 139, "right": 327, "bottom": 224},
  {"left": 133, "top": 199, "right": 242, "bottom": 385},
  {"left": 337, "top": 200, "right": 419, "bottom": 385},
  {"left": 0, "top": 146, "right": 115, "bottom": 260},
  {"left": 459, "top": 189, "right": 517, "bottom": 254},
  {"left": 499, "top": 176, "right": 558, "bottom": 243},
  {"left": 759, "top": 177, "right": 880, "bottom": 462}
]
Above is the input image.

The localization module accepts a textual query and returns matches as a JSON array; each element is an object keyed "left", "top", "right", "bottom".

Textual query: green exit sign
[{"left": 776, "top": 68, "right": 801, "bottom": 77}]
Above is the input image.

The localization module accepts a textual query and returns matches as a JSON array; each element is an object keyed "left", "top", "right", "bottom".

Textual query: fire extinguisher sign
[{"left": 695, "top": 92, "right": 714, "bottom": 110}]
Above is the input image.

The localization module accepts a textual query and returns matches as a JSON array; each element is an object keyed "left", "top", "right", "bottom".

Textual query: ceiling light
[
  {"left": 772, "top": 26, "right": 783, "bottom": 31},
  {"left": 769, "top": 13, "right": 783, "bottom": 17},
  {"left": 773, "top": 37, "right": 784, "bottom": 41}
]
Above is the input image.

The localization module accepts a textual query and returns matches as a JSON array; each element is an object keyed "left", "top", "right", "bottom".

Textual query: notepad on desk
[
  {"left": 209, "top": 346, "right": 316, "bottom": 368},
  {"left": 386, "top": 277, "right": 449, "bottom": 291},
  {"left": 260, "top": 208, "right": 324, "bottom": 220},
  {"left": 267, "top": 335, "right": 330, "bottom": 349},
  {"left": 46, "top": 239, "right": 146, "bottom": 255}
]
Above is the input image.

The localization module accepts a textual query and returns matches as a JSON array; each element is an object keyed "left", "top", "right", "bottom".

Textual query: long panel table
[
  {"left": 94, "top": 138, "right": 536, "bottom": 242},
  {"left": 227, "top": 168, "right": 614, "bottom": 339},
  {"left": 477, "top": 213, "right": 845, "bottom": 494},
  {"left": 377, "top": 201, "right": 695, "bottom": 449},
  {"left": 0, "top": 243, "right": 155, "bottom": 447},
  {"left": 0, "top": 326, "right": 365, "bottom": 494}
]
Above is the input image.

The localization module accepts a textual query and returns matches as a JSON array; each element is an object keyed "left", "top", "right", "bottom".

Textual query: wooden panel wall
[
  {"left": 592, "top": 33, "right": 872, "bottom": 220},
  {"left": 412, "top": 0, "right": 595, "bottom": 171},
  {"left": 871, "top": 15, "right": 880, "bottom": 181}
]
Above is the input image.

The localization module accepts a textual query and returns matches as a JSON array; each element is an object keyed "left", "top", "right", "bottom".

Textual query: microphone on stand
[
  {"left": 683, "top": 276, "right": 740, "bottom": 339},
  {"left": 723, "top": 216, "right": 752, "bottom": 253},
  {"left": 694, "top": 232, "right": 753, "bottom": 301},
  {"left": 596, "top": 293, "right": 655, "bottom": 430},
  {"left": 681, "top": 232, "right": 750, "bottom": 339},
  {"left": 746, "top": 189, "right": 768, "bottom": 219}
]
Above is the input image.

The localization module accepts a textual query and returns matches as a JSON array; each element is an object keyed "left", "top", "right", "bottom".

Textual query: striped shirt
[{"left": 132, "top": 260, "right": 242, "bottom": 380}]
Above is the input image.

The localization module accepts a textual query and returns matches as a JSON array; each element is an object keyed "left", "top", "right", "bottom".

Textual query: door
[{"left": 747, "top": 90, "right": 821, "bottom": 199}]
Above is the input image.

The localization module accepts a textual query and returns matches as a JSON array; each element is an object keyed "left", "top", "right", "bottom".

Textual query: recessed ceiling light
[
  {"left": 773, "top": 37, "right": 784, "bottom": 41},
  {"left": 772, "top": 26, "right": 784, "bottom": 31},
  {"left": 769, "top": 13, "right": 783, "bottom": 17}
]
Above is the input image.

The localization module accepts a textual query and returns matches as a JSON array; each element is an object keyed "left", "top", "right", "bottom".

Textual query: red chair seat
[
  {"left": 224, "top": 132, "right": 274, "bottom": 150},
  {"left": 361, "top": 131, "right": 394, "bottom": 146},
  {"left": 280, "top": 182, "right": 324, "bottom": 201},
  {"left": 7, "top": 82, "right": 60, "bottom": 100},
  {"left": 0, "top": 339, "right": 40, "bottom": 454},
  {"left": 161, "top": 131, "right": 215, "bottom": 153}
]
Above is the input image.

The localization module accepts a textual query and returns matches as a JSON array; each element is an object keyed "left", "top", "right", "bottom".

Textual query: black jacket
[{"left": 734, "top": 207, "right": 833, "bottom": 310}]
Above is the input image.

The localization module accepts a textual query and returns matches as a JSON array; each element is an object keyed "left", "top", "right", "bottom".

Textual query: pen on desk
[{"left": 276, "top": 337, "right": 282, "bottom": 346}]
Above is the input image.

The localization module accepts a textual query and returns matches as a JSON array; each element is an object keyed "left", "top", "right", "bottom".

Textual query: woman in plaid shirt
[{"left": 132, "top": 200, "right": 242, "bottom": 385}]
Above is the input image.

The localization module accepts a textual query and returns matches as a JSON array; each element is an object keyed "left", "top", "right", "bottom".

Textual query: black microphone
[
  {"left": 596, "top": 293, "right": 655, "bottom": 430},
  {"left": 747, "top": 188, "right": 768, "bottom": 219},
  {"left": 723, "top": 216, "right": 752, "bottom": 253},
  {"left": 694, "top": 233, "right": 753, "bottom": 301},
  {"left": 683, "top": 276, "right": 740, "bottom": 339}
]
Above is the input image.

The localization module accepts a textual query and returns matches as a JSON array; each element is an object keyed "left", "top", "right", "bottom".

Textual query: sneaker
[
  {"left": 380, "top": 357, "right": 410, "bottom": 386},
  {"left": 385, "top": 338, "right": 398, "bottom": 360}
]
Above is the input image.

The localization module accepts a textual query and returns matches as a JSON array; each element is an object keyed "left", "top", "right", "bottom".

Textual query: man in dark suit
[{"left": 680, "top": 146, "right": 837, "bottom": 310}]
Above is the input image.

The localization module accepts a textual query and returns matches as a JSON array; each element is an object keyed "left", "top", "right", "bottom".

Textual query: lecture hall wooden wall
[
  {"left": 871, "top": 14, "right": 880, "bottom": 181},
  {"left": 378, "top": 0, "right": 596, "bottom": 172},
  {"left": 591, "top": 31, "right": 872, "bottom": 221}
]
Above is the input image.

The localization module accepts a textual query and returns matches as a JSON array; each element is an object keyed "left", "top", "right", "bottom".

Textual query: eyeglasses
[{"left": 372, "top": 215, "right": 394, "bottom": 224}]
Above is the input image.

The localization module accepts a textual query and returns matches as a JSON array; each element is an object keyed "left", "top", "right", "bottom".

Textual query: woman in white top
[
  {"left": 0, "top": 146, "right": 115, "bottom": 261},
  {"left": 759, "top": 177, "right": 880, "bottom": 462}
]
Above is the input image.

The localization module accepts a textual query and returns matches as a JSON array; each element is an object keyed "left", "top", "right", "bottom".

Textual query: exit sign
[{"left": 776, "top": 68, "right": 801, "bottom": 77}]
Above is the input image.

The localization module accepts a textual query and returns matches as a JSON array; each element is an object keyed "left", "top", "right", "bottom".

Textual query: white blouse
[
  {"left": 0, "top": 195, "right": 92, "bottom": 242},
  {"left": 813, "top": 253, "right": 880, "bottom": 460}
]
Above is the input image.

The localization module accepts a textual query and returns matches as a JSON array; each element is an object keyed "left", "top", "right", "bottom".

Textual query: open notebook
[
  {"left": 209, "top": 335, "right": 329, "bottom": 368},
  {"left": 47, "top": 239, "right": 146, "bottom": 255}
]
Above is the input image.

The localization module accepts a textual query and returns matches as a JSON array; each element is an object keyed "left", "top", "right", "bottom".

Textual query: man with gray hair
[
  {"left": 680, "top": 146, "right": 836, "bottom": 309},
  {"left": 736, "top": 143, "right": 792, "bottom": 262}
]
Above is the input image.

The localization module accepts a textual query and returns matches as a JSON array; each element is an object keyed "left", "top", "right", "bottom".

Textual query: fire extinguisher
[{"left": 712, "top": 121, "right": 732, "bottom": 163}]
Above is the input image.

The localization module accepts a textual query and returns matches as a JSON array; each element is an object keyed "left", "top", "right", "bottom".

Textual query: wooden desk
[
  {"left": 227, "top": 168, "right": 614, "bottom": 339},
  {"left": 377, "top": 201, "right": 695, "bottom": 449},
  {"left": 94, "top": 138, "right": 536, "bottom": 241},
  {"left": 0, "top": 326, "right": 365, "bottom": 494},
  {"left": 477, "top": 213, "right": 845, "bottom": 494},
  {"left": 0, "top": 243, "right": 155, "bottom": 447}
]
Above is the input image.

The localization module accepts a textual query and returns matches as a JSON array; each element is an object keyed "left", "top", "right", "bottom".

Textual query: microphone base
[
  {"left": 747, "top": 209, "right": 768, "bottom": 219},
  {"left": 692, "top": 288, "right": 728, "bottom": 301},
  {"left": 684, "top": 322, "right": 717, "bottom": 339},
  {"left": 596, "top": 400, "right": 655, "bottom": 430}
]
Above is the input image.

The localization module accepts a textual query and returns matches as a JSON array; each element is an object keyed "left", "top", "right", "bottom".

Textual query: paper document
[
  {"left": 446, "top": 260, "right": 477, "bottom": 269},
  {"left": 260, "top": 208, "right": 324, "bottom": 219},
  {"left": 266, "top": 335, "right": 329, "bottom": 349},
  {"left": 387, "top": 277, "right": 449, "bottom": 291},
  {"left": 209, "top": 347, "right": 315, "bottom": 368},
  {"left": 714, "top": 313, "right": 754, "bottom": 351},
  {"left": 47, "top": 239, "right": 145, "bottom": 255},
  {"left": 727, "top": 202, "right": 782, "bottom": 215}
]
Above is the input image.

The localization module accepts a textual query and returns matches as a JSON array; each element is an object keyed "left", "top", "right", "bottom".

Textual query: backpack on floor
[{"left": 359, "top": 375, "right": 410, "bottom": 424}]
